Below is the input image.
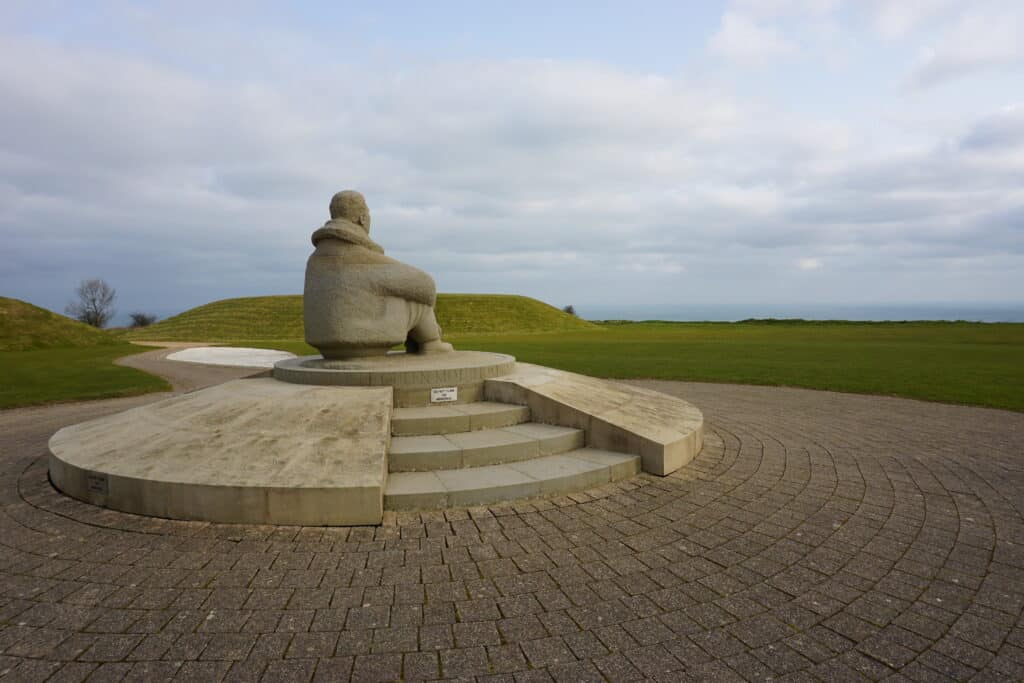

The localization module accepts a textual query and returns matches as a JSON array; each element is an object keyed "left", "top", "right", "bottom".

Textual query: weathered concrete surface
[
  {"left": 391, "top": 401, "right": 531, "bottom": 435},
  {"left": 486, "top": 363, "right": 704, "bottom": 476},
  {"left": 389, "top": 423, "right": 584, "bottom": 472},
  {"left": 166, "top": 347, "right": 295, "bottom": 369},
  {"left": 385, "top": 450, "right": 640, "bottom": 510},
  {"left": 49, "top": 379, "right": 392, "bottom": 526}
]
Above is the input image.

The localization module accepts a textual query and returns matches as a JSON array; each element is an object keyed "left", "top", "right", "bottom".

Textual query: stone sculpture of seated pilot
[{"left": 304, "top": 190, "right": 455, "bottom": 360}]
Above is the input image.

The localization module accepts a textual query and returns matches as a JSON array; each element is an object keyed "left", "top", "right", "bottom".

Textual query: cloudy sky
[{"left": 1, "top": 0, "right": 1022, "bottom": 322}]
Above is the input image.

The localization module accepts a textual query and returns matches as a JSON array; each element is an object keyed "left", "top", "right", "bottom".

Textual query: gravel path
[{"left": 0, "top": 356, "right": 1021, "bottom": 681}]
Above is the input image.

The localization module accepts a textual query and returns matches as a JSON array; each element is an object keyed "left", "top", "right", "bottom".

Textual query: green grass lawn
[
  {"left": 233, "top": 320, "right": 1024, "bottom": 411},
  {"left": 0, "top": 296, "right": 171, "bottom": 408},
  {"left": 0, "top": 344, "right": 170, "bottom": 409},
  {"left": 452, "top": 321, "right": 1024, "bottom": 412},
  {"left": 6, "top": 288, "right": 1023, "bottom": 412}
]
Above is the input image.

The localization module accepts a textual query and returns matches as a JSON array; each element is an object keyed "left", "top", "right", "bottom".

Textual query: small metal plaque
[
  {"left": 86, "top": 473, "right": 108, "bottom": 495},
  {"left": 430, "top": 387, "right": 458, "bottom": 403}
]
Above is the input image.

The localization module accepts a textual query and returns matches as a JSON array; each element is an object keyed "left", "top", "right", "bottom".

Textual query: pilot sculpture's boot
[
  {"left": 405, "top": 307, "right": 454, "bottom": 354},
  {"left": 419, "top": 339, "right": 455, "bottom": 354}
]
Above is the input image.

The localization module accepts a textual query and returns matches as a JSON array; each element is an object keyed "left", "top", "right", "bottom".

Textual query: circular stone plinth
[
  {"left": 274, "top": 351, "right": 516, "bottom": 387},
  {"left": 273, "top": 351, "right": 516, "bottom": 407}
]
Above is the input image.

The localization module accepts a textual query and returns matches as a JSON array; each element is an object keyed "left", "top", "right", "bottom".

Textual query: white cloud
[
  {"left": 0, "top": 13, "right": 1022, "bottom": 315},
  {"left": 734, "top": 0, "right": 840, "bottom": 17},
  {"left": 708, "top": 12, "right": 799, "bottom": 64},
  {"left": 616, "top": 254, "right": 685, "bottom": 275},
  {"left": 960, "top": 104, "right": 1024, "bottom": 150},
  {"left": 904, "top": 6, "right": 1024, "bottom": 89},
  {"left": 872, "top": 0, "right": 955, "bottom": 39}
]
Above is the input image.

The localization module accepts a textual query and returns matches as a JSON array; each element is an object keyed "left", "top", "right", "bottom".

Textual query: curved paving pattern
[{"left": 0, "top": 379, "right": 1022, "bottom": 681}]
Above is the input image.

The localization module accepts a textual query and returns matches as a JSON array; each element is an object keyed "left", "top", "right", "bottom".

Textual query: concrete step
[
  {"left": 388, "top": 423, "right": 583, "bottom": 472},
  {"left": 391, "top": 401, "right": 530, "bottom": 436},
  {"left": 384, "top": 448, "right": 640, "bottom": 510}
]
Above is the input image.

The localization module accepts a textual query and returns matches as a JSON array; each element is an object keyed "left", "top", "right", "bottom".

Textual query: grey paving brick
[{"left": 4, "top": 381, "right": 1023, "bottom": 680}]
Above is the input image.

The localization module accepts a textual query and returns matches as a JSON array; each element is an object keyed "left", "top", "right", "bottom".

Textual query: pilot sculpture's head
[{"left": 329, "top": 190, "right": 371, "bottom": 231}]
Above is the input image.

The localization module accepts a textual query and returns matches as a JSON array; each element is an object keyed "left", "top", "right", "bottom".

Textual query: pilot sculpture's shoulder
[{"left": 311, "top": 219, "right": 385, "bottom": 253}]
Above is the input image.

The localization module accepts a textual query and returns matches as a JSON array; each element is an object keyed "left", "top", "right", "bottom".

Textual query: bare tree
[
  {"left": 66, "top": 279, "right": 117, "bottom": 328},
  {"left": 129, "top": 312, "right": 158, "bottom": 328},
  {"left": 562, "top": 304, "right": 577, "bottom": 317}
]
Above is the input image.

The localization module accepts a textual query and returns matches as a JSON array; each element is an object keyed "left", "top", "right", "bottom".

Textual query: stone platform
[
  {"left": 274, "top": 351, "right": 516, "bottom": 407},
  {"left": 48, "top": 379, "right": 393, "bottom": 526},
  {"left": 49, "top": 352, "right": 704, "bottom": 526}
]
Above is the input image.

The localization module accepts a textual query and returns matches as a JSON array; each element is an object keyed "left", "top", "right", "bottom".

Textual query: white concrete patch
[{"left": 167, "top": 347, "right": 295, "bottom": 368}]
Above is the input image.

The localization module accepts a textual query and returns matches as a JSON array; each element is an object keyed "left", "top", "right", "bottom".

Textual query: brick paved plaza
[{"left": 1, "top": 379, "right": 1022, "bottom": 681}]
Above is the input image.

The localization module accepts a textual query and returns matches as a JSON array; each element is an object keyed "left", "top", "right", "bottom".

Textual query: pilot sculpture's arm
[
  {"left": 353, "top": 250, "right": 436, "bottom": 306},
  {"left": 375, "top": 262, "right": 437, "bottom": 306}
]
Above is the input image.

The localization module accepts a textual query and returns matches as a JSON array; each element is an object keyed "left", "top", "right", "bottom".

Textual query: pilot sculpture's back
[{"left": 304, "top": 190, "right": 454, "bottom": 359}]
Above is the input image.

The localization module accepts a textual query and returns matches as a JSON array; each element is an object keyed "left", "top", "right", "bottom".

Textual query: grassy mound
[
  {"left": 127, "top": 295, "right": 304, "bottom": 342},
  {"left": 0, "top": 296, "right": 170, "bottom": 408},
  {"left": 0, "top": 296, "right": 119, "bottom": 351},
  {"left": 127, "top": 293, "right": 596, "bottom": 342},
  {"left": 437, "top": 294, "right": 597, "bottom": 335}
]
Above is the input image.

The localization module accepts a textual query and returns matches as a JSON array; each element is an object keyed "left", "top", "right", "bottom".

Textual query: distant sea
[{"left": 578, "top": 303, "right": 1024, "bottom": 323}]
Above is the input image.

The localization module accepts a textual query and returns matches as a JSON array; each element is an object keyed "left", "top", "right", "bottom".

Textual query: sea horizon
[{"left": 577, "top": 302, "right": 1024, "bottom": 323}]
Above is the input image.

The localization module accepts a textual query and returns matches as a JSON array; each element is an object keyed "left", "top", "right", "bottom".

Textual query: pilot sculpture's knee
[{"left": 303, "top": 190, "right": 454, "bottom": 360}]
